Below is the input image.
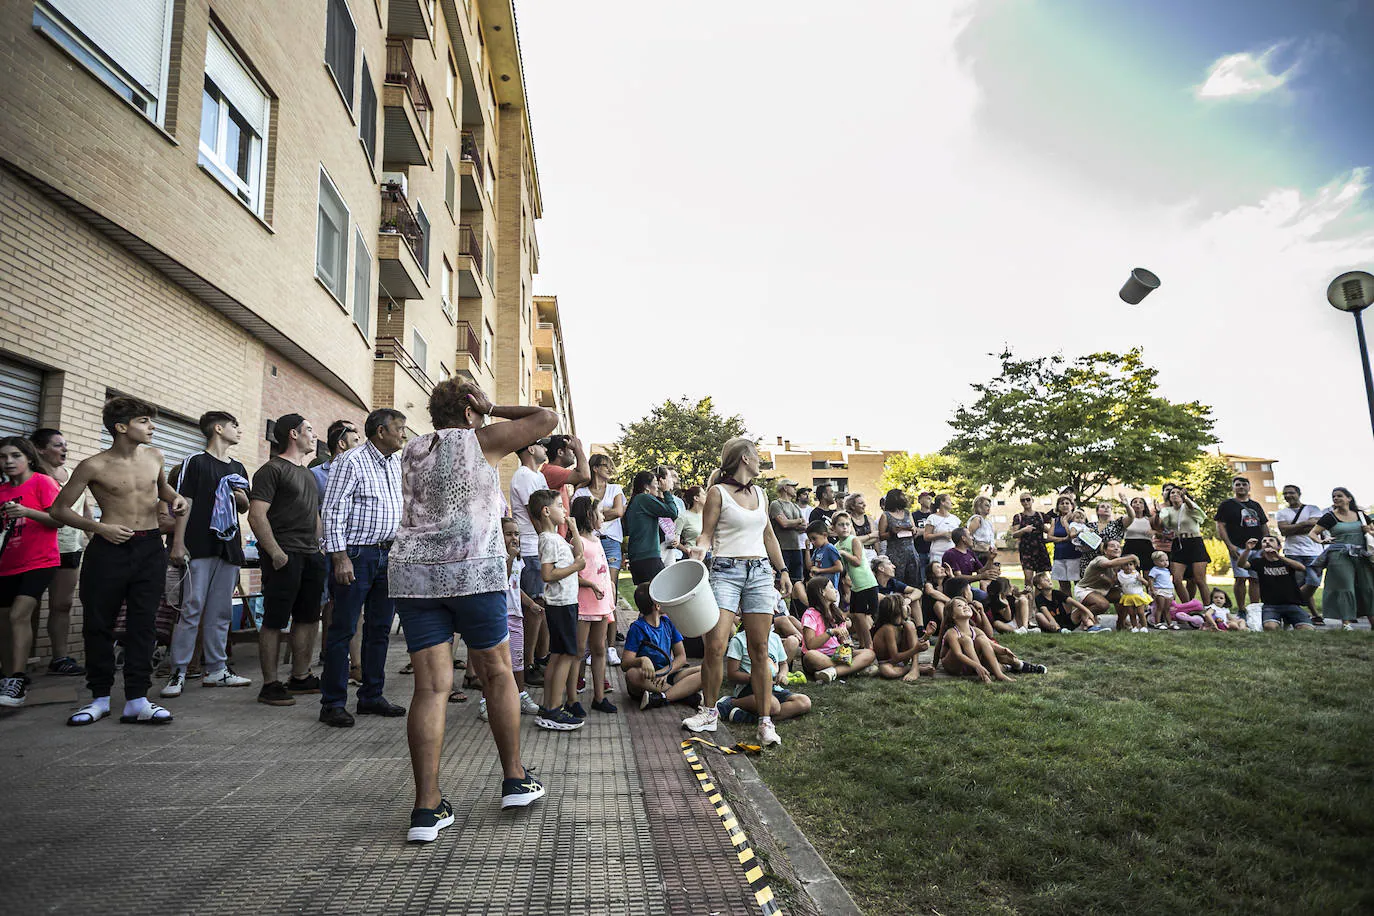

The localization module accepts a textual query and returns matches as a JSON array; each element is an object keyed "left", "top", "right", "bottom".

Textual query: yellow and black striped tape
[{"left": 680, "top": 737, "right": 783, "bottom": 916}]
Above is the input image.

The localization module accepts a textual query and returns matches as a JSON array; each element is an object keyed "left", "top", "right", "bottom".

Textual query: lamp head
[{"left": 1327, "top": 271, "right": 1374, "bottom": 313}]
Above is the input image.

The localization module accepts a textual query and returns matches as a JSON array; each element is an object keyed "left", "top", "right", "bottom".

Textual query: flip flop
[
  {"left": 452, "top": 659, "right": 467, "bottom": 670},
  {"left": 67, "top": 703, "right": 109, "bottom": 727},
  {"left": 448, "top": 690, "right": 467, "bottom": 703},
  {"left": 119, "top": 703, "right": 173, "bottom": 725},
  {"left": 399, "top": 663, "right": 414, "bottom": 675}
]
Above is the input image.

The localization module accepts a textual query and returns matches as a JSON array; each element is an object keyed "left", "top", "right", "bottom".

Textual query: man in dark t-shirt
[
  {"left": 1236, "top": 536, "right": 1313, "bottom": 630},
  {"left": 1215, "top": 477, "right": 1268, "bottom": 609},
  {"left": 248, "top": 414, "right": 327, "bottom": 706},
  {"left": 162, "top": 412, "right": 251, "bottom": 697}
]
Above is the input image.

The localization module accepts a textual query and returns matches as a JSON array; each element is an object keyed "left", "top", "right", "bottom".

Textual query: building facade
[
  {"left": 758, "top": 436, "right": 904, "bottom": 507},
  {"left": 0, "top": 0, "right": 572, "bottom": 665},
  {"left": 1220, "top": 454, "right": 1280, "bottom": 510}
]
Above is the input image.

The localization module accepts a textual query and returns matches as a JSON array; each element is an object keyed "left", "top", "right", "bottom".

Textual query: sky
[{"left": 516, "top": 0, "right": 1374, "bottom": 502}]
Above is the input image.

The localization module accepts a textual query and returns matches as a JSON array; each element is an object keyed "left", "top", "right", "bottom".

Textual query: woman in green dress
[{"left": 1307, "top": 487, "right": 1374, "bottom": 630}]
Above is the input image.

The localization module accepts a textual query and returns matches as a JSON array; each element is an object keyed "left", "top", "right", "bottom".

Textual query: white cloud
[{"left": 1194, "top": 43, "right": 1294, "bottom": 99}]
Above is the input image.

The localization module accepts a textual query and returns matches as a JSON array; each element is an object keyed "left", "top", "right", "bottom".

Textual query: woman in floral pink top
[{"left": 389, "top": 380, "right": 557, "bottom": 837}]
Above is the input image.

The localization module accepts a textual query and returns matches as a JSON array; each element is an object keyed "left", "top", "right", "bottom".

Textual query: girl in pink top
[
  {"left": 572, "top": 496, "right": 616, "bottom": 713},
  {"left": 0, "top": 437, "right": 63, "bottom": 709},
  {"left": 799, "top": 576, "right": 876, "bottom": 683}
]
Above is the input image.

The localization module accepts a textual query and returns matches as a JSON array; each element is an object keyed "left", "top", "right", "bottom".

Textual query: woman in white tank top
[{"left": 681, "top": 438, "right": 790, "bottom": 747}]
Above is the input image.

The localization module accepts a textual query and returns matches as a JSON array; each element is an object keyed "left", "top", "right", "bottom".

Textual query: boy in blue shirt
[
  {"left": 808, "top": 521, "right": 843, "bottom": 592},
  {"left": 622, "top": 584, "right": 702, "bottom": 709}
]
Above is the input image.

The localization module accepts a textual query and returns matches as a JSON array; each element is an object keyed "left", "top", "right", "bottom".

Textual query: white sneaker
[
  {"left": 757, "top": 719, "right": 781, "bottom": 746},
  {"left": 816, "top": 666, "right": 838, "bottom": 684},
  {"left": 519, "top": 691, "right": 540, "bottom": 715},
  {"left": 1014, "top": 627, "right": 1029, "bottom": 634},
  {"left": 160, "top": 669, "right": 185, "bottom": 698},
  {"left": 202, "top": 668, "right": 251, "bottom": 687},
  {"left": 606, "top": 647, "right": 621, "bottom": 667},
  {"left": 682, "top": 705, "right": 718, "bottom": 733},
  {"left": 478, "top": 698, "right": 488, "bottom": 722}
]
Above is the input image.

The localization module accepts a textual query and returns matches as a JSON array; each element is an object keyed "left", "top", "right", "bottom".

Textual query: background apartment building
[
  {"left": 0, "top": 0, "right": 573, "bottom": 664},
  {"left": 758, "top": 436, "right": 905, "bottom": 505}
]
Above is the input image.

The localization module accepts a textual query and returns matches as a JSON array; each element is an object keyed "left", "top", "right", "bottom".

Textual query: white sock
[
  {"left": 518, "top": 690, "right": 530, "bottom": 700},
  {"left": 88, "top": 696, "right": 111, "bottom": 714},
  {"left": 759, "top": 716, "right": 774, "bottom": 726},
  {"left": 123, "top": 696, "right": 152, "bottom": 717}
]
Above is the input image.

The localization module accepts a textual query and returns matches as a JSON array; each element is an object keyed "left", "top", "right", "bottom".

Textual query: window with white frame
[
  {"left": 482, "top": 320, "right": 493, "bottom": 367},
  {"left": 1260, "top": 463, "right": 1271, "bottom": 471},
  {"left": 484, "top": 237, "right": 494, "bottom": 288},
  {"left": 352, "top": 228, "right": 371, "bottom": 335},
  {"left": 324, "top": 0, "right": 355, "bottom": 107},
  {"left": 315, "top": 168, "right": 349, "bottom": 304},
  {"left": 446, "top": 54, "right": 456, "bottom": 115},
  {"left": 439, "top": 363, "right": 450, "bottom": 382},
  {"left": 33, "top": 0, "right": 174, "bottom": 122},
  {"left": 199, "top": 27, "right": 270, "bottom": 215},
  {"left": 415, "top": 203, "right": 430, "bottom": 276},
  {"left": 412, "top": 329, "right": 428, "bottom": 374},
  {"left": 444, "top": 153, "right": 455, "bottom": 215},
  {"left": 1233, "top": 462, "right": 1248, "bottom": 472},
  {"left": 440, "top": 258, "right": 454, "bottom": 321},
  {"left": 1263, "top": 479, "right": 1275, "bottom": 488},
  {"left": 359, "top": 53, "right": 377, "bottom": 165}
]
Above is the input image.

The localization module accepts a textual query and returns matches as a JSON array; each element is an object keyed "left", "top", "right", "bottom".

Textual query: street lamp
[{"left": 1326, "top": 270, "right": 1374, "bottom": 440}]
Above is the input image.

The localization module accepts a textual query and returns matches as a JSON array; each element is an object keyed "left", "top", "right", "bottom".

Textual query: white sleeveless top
[
  {"left": 711, "top": 484, "right": 768, "bottom": 558},
  {"left": 573, "top": 482, "right": 624, "bottom": 542}
]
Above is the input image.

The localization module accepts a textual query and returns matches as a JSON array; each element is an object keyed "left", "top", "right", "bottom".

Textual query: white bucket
[{"left": 649, "top": 559, "right": 722, "bottom": 638}]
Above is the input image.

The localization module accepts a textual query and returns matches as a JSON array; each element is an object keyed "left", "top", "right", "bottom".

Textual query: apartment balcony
[
  {"left": 388, "top": 0, "right": 432, "bottom": 39},
  {"left": 378, "top": 183, "right": 426, "bottom": 300},
  {"left": 458, "top": 131, "right": 487, "bottom": 210},
  {"left": 382, "top": 39, "right": 431, "bottom": 166},
  {"left": 456, "top": 224, "right": 487, "bottom": 297},
  {"left": 533, "top": 322, "right": 555, "bottom": 359},
  {"left": 375, "top": 336, "right": 434, "bottom": 395},
  {"left": 454, "top": 319, "right": 481, "bottom": 372}
]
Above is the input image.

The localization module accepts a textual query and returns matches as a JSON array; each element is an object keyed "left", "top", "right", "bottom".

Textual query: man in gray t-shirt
[{"left": 769, "top": 479, "right": 807, "bottom": 582}]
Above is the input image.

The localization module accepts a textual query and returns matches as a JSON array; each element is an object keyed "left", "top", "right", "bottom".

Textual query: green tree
[
  {"left": 944, "top": 348, "right": 1217, "bottom": 503},
  {"left": 879, "top": 452, "right": 982, "bottom": 519},
  {"left": 608, "top": 396, "right": 750, "bottom": 488}
]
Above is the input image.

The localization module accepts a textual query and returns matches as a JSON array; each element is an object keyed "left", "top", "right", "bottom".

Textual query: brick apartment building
[
  {"left": 758, "top": 436, "right": 905, "bottom": 505},
  {"left": 0, "top": 0, "right": 573, "bottom": 663}
]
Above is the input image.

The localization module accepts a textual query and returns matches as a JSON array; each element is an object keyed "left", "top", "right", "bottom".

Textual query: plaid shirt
[{"left": 321, "top": 441, "right": 403, "bottom": 553}]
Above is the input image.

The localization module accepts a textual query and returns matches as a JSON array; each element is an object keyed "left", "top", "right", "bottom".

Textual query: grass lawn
[{"left": 752, "top": 632, "right": 1374, "bottom": 915}]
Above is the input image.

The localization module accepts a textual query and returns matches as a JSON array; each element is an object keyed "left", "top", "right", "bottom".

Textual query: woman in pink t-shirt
[
  {"left": 0, "top": 437, "right": 63, "bottom": 708},
  {"left": 572, "top": 496, "right": 616, "bottom": 714}
]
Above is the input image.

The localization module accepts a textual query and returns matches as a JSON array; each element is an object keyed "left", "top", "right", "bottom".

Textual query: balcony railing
[
  {"left": 457, "top": 319, "right": 480, "bottom": 365},
  {"left": 385, "top": 38, "right": 432, "bottom": 121},
  {"left": 380, "top": 183, "right": 424, "bottom": 264},
  {"left": 458, "top": 224, "right": 482, "bottom": 275},
  {"left": 460, "top": 131, "right": 481, "bottom": 180},
  {"left": 375, "top": 336, "right": 434, "bottom": 393}
]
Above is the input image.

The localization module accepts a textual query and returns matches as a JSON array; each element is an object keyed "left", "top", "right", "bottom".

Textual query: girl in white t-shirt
[
  {"left": 923, "top": 494, "right": 961, "bottom": 565},
  {"left": 1147, "top": 551, "right": 1180, "bottom": 630}
]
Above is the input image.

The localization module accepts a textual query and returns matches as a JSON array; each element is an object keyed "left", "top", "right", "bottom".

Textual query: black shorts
[
  {"left": 60, "top": 550, "right": 83, "bottom": 570},
  {"left": 260, "top": 551, "right": 328, "bottom": 630},
  {"left": 628, "top": 557, "right": 665, "bottom": 585},
  {"left": 781, "top": 549, "right": 805, "bottom": 582},
  {"left": 1170, "top": 537, "right": 1209, "bottom": 566},
  {"left": 850, "top": 586, "right": 879, "bottom": 617},
  {"left": 0, "top": 567, "right": 57, "bottom": 605},
  {"left": 545, "top": 603, "right": 579, "bottom": 656}
]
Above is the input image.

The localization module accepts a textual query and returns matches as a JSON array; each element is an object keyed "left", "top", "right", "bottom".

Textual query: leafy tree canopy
[
  {"left": 608, "top": 396, "right": 750, "bottom": 488},
  {"left": 879, "top": 452, "right": 982, "bottom": 519},
  {"left": 944, "top": 348, "right": 1216, "bottom": 503}
]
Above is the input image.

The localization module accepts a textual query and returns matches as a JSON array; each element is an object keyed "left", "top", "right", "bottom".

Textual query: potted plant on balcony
[{"left": 380, "top": 218, "right": 398, "bottom": 233}]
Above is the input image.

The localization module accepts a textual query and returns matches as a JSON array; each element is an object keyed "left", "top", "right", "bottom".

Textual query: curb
[{"left": 720, "top": 726, "right": 863, "bottom": 916}]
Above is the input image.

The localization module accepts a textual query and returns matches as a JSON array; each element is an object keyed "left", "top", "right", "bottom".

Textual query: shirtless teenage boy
[{"left": 50, "top": 396, "right": 187, "bottom": 726}]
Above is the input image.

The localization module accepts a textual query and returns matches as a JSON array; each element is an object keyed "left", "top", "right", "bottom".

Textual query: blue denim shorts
[
  {"left": 1231, "top": 561, "right": 1256, "bottom": 579},
  {"left": 1262, "top": 604, "right": 1312, "bottom": 627},
  {"left": 708, "top": 557, "right": 776, "bottom": 615},
  {"left": 519, "top": 554, "right": 545, "bottom": 598},
  {"left": 600, "top": 536, "right": 623, "bottom": 571},
  {"left": 396, "top": 591, "right": 508, "bottom": 653},
  {"left": 1286, "top": 553, "right": 1323, "bottom": 589}
]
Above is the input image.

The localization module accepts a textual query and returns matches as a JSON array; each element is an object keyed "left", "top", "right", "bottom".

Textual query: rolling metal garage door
[
  {"left": 0, "top": 357, "right": 43, "bottom": 437},
  {"left": 100, "top": 405, "right": 205, "bottom": 474}
]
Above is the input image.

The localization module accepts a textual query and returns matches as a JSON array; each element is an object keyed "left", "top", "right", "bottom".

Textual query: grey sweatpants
[{"left": 169, "top": 557, "right": 241, "bottom": 672}]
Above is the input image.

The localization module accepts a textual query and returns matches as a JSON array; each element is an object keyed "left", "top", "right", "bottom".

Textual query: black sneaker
[
  {"left": 523, "top": 667, "right": 544, "bottom": 687},
  {"left": 0, "top": 675, "right": 27, "bottom": 708},
  {"left": 591, "top": 698, "right": 618, "bottom": 714},
  {"left": 639, "top": 691, "right": 668, "bottom": 710},
  {"left": 1311, "top": 615, "right": 1325, "bottom": 626},
  {"left": 47, "top": 656, "right": 85, "bottom": 676},
  {"left": 535, "top": 707, "right": 584, "bottom": 731},
  {"left": 1022, "top": 662, "right": 1049, "bottom": 674},
  {"left": 407, "top": 798, "right": 454, "bottom": 843},
  {"left": 501, "top": 768, "right": 546, "bottom": 809},
  {"left": 565, "top": 701, "right": 587, "bottom": 719},
  {"left": 286, "top": 673, "right": 321, "bottom": 694},
  {"left": 320, "top": 705, "right": 355, "bottom": 727},
  {"left": 257, "top": 681, "right": 296, "bottom": 706}
]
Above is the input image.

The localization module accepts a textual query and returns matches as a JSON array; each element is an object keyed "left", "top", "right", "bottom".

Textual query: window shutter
[
  {"left": 352, "top": 229, "right": 372, "bottom": 335},
  {"left": 49, "top": 0, "right": 171, "bottom": 96},
  {"left": 204, "top": 28, "right": 268, "bottom": 135},
  {"left": 359, "top": 57, "right": 377, "bottom": 163},
  {"left": 445, "top": 154, "right": 455, "bottom": 212},
  {"left": 0, "top": 357, "right": 43, "bottom": 437},
  {"left": 324, "top": 0, "right": 355, "bottom": 103}
]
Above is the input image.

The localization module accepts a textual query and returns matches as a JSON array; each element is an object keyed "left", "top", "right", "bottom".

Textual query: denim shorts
[
  {"left": 1231, "top": 561, "right": 1256, "bottom": 579},
  {"left": 709, "top": 557, "right": 776, "bottom": 615},
  {"left": 1286, "top": 553, "right": 1323, "bottom": 589},
  {"left": 600, "top": 536, "right": 623, "bottom": 570},
  {"left": 519, "top": 554, "right": 545, "bottom": 598},
  {"left": 396, "top": 591, "right": 508, "bottom": 653},
  {"left": 1262, "top": 604, "right": 1312, "bottom": 627}
]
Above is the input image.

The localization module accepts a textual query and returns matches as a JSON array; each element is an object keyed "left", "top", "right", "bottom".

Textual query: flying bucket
[
  {"left": 648, "top": 559, "right": 721, "bottom": 638},
  {"left": 1119, "top": 267, "right": 1161, "bottom": 304}
]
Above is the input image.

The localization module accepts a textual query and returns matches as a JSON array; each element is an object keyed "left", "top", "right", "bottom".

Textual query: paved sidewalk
[{"left": 0, "top": 624, "right": 821, "bottom": 915}]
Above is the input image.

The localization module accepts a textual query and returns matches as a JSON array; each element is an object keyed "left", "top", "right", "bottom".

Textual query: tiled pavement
[{"left": 0, "top": 617, "right": 820, "bottom": 915}]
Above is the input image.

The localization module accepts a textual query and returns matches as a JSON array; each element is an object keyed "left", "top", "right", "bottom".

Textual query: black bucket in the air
[{"left": 1119, "top": 267, "right": 1161, "bottom": 304}]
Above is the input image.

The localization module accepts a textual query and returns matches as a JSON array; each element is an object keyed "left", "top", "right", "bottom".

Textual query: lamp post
[{"left": 1327, "top": 270, "right": 1374, "bottom": 440}]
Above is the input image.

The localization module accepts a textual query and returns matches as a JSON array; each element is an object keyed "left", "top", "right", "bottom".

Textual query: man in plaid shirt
[{"left": 318, "top": 408, "right": 407, "bottom": 727}]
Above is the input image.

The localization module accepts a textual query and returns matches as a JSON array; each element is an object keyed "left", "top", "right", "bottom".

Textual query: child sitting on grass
[
  {"left": 1148, "top": 551, "right": 1181, "bottom": 630},
  {"left": 919, "top": 560, "right": 954, "bottom": 640},
  {"left": 1116, "top": 558, "right": 1153, "bottom": 633},
  {"left": 572, "top": 496, "right": 616, "bottom": 714},
  {"left": 1031, "top": 572, "right": 1103, "bottom": 632},
  {"left": 984, "top": 577, "right": 1031, "bottom": 633},
  {"left": 871, "top": 594, "right": 934, "bottom": 681},
  {"left": 800, "top": 576, "right": 877, "bottom": 682},
  {"left": 1170, "top": 588, "right": 1231, "bottom": 630},
  {"left": 716, "top": 625, "right": 811, "bottom": 739},
  {"left": 621, "top": 584, "right": 703, "bottom": 709},
  {"left": 943, "top": 577, "right": 1048, "bottom": 675},
  {"left": 940, "top": 597, "right": 1016, "bottom": 683}
]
